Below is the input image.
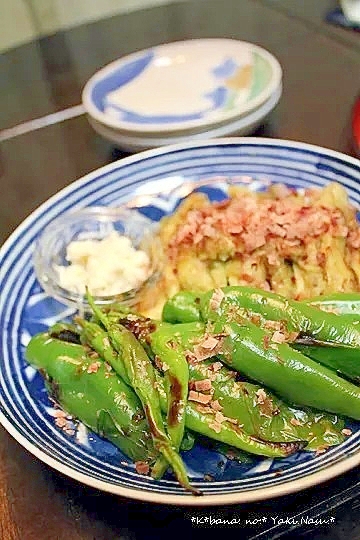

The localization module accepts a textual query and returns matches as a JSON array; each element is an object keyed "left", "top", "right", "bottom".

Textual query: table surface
[{"left": 1, "top": 1, "right": 360, "bottom": 538}]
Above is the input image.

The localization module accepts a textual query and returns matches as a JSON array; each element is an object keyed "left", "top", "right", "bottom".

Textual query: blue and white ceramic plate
[
  {"left": 1, "top": 139, "right": 360, "bottom": 506},
  {"left": 82, "top": 39, "right": 282, "bottom": 134},
  {"left": 88, "top": 83, "right": 282, "bottom": 152}
]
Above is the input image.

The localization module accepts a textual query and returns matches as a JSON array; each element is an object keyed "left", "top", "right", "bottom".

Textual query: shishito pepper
[
  {"left": 292, "top": 338, "right": 360, "bottom": 382},
  {"left": 80, "top": 314, "right": 190, "bottom": 480},
  {"left": 106, "top": 312, "right": 189, "bottom": 456},
  {"left": 164, "top": 288, "right": 360, "bottom": 344},
  {"left": 163, "top": 291, "right": 202, "bottom": 324},
  {"left": 162, "top": 291, "right": 202, "bottom": 324},
  {"left": 85, "top": 292, "right": 198, "bottom": 495},
  {"left": 204, "top": 287, "right": 360, "bottom": 382},
  {"left": 208, "top": 287, "right": 360, "bottom": 381},
  {"left": 303, "top": 293, "right": 360, "bottom": 330},
  {"left": 188, "top": 358, "right": 344, "bottom": 450},
  {"left": 163, "top": 290, "right": 360, "bottom": 328},
  {"left": 210, "top": 316, "right": 360, "bottom": 420},
  {"left": 149, "top": 322, "right": 345, "bottom": 451},
  {"left": 148, "top": 328, "right": 189, "bottom": 455},
  {"left": 112, "top": 312, "right": 343, "bottom": 452},
  {"left": 200, "top": 286, "right": 360, "bottom": 347},
  {"left": 26, "top": 333, "right": 157, "bottom": 463},
  {"left": 296, "top": 294, "right": 360, "bottom": 380},
  {"left": 163, "top": 290, "right": 360, "bottom": 418},
  {"left": 305, "top": 293, "right": 360, "bottom": 317},
  {"left": 163, "top": 288, "right": 360, "bottom": 381},
  {"left": 183, "top": 405, "right": 304, "bottom": 457},
  {"left": 149, "top": 323, "right": 307, "bottom": 456},
  {"left": 109, "top": 308, "right": 345, "bottom": 449},
  {"left": 78, "top": 319, "right": 130, "bottom": 385},
  {"left": 80, "top": 313, "right": 306, "bottom": 458}
]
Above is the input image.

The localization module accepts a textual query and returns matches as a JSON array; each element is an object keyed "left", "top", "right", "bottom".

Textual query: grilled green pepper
[
  {"left": 78, "top": 319, "right": 130, "bottom": 385},
  {"left": 104, "top": 311, "right": 189, "bottom": 456},
  {"left": 184, "top": 404, "right": 304, "bottom": 457},
  {"left": 305, "top": 293, "right": 360, "bottom": 316},
  {"left": 80, "top": 313, "right": 307, "bottom": 458},
  {"left": 149, "top": 322, "right": 345, "bottom": 450},
  {"left": 163, "top": 291, "right": 201, "bottom": 324},
  {"left": 205, "top": 288, "right": 360, "bottom": 381},
  {"left": 210, "top": 315, "right": 360, "bottom": 420},
  {"left": 163, "top": 290, "right": 360, "bottom": 327},
  {"left": 200, "top": 286, "right": 360, "bottom": 347},
  {"left": 149, "top": 329, "right": 189, "bottom": 451},
  {"left": 293, "top": 337, "right": 360, "bottom": 382},
  {"left": 149, "top": 320, "right": 286, "bottom": 474},
  {"left": 86, "top": 292, "right": 198, "bottom": 494},
  {"left": 189, "top": 358, "right": 344, "bottom": 449},
  {"left": 164, "top": 289, "right": 360, "bottom": 381},
  {"left": 162, "top": 291, "right": 202, "bottom": 323},
  {"left": 26, "top": 333, "right": 157, "bottom": 463},
  {"left": 304, "top": 293, "right": 360, "bottom": 328}
]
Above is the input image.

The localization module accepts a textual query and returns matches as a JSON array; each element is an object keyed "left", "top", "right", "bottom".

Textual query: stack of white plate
[{"left": 82, "top": 39, "right": 283, "bottom": 152}]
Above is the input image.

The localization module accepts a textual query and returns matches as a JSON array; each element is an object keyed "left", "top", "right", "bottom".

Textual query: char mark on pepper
[
  {"left": 50, "top": 329, "right": 81, "bottom": 345},
  {"left": 119, "top": 316, "right": 157, "bottom": 342},
  {"left": 249, "top": 436, "right": 307, "bottom": 455},
  {"left": 168, "top": 374, "right": 183, "bottom": 427}
]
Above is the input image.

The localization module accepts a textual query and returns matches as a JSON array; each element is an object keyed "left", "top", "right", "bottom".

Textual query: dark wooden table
[{"left": 1, "top": 1, "right": 360, "bottom": 538}]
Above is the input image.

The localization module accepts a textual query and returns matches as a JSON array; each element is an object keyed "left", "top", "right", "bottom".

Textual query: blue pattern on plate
[
  {"left": 212, "top": 57, "right": 238, "bottom": 78},
  {"left": 91, "top": 50, "right": 154, "bottom": 112},
  {"left": 1, "top": 140, "right": 360, "bottom": 502},
  {"left": 104, "top": 104, "right": 205, "bottom": 124},
  {"left": 103, "top": 79, "right": 232, "bottom": 125},
  {"left": 204, "top": 86, "right": 229, "bottom": 108},
  {"left": 105, "top": 83, "right": 230, "bottom": 124},
  {"left": 92, "top": 51, "right": 240, "bottom": 125}
]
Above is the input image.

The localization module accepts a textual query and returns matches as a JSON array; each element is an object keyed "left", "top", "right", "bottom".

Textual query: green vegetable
[
  {"left": 78, "top": 316, "right": 169, "bottom": 480},
  {"left": 292, "top": 337, "right": 360, "bottom": 382},
  {"left": 149, "top": 328, "right": 189, "bottom": 451},
  {"left": 162, "top": 291, "right": 202, "bottom": 323},
  {"left": 184, "top": 404, "right": 304, "bottom": 457},
  {"left": 26, "top": 333, "right": 157, "bottom": 463},
  {"left": 192, "top": 360, "right": 344, "bottom": 449},
  {"left": 164, "top": 288, "right": 360, "bottom": 382},
  {"left": 92, "top": 313, "right": 306, "bottom": 458},
  {"left": 105, "top": 310, "right": 188, "bottom": 456},
  {"left": 205, "top": 287, "right": 360, "bottom": 382},
  {"left": 163, "top": 290, "right": 360, "bottom": 330},
  {"left": 25, "top": 286, "right": 359, "bottom": 493},
  {"left": 305, "top": 293, "right": 360, "bottom": 316},
  {"left": 86, "top": 291, "right": 198, "bottom": 495},
  {"left": 148, "top": 323, "right": 307, "bottom": 457},
  {"left": 211, "top": 315, "right": 360, "bottom": 420},
  {"left": 79, "top": 319, "right": 130, "bottom": 384},
  {"left": 200, "top": 286, "right": 360, "bottom": 347},
  {"left": 304, "top": 293, "right": 360, "bottom": 328},
  {"left": 149, "top": 322, "right": 344, "bottom": 451}
]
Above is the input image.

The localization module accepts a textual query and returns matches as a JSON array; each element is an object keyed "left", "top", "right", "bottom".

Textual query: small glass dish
[{"left": 33, "top": 206, "right": 162, "bottom": 309}]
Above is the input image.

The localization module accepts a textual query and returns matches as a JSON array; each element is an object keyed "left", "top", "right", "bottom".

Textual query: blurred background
[
  {"left": 0, "top": 0, "right": 353, "bottom": 54},
  {"left": 2, "top": 0, "right": 189, "bottom": 53}
]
